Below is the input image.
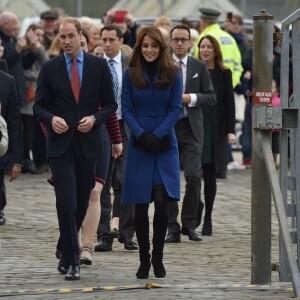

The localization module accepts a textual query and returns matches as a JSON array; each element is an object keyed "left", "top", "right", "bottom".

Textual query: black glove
[
  {"left": 133, "top": 132, "right": 160, "bottom": 152},
  {"left": 160, "top": 134, "right": 171, "bottom": 150}
]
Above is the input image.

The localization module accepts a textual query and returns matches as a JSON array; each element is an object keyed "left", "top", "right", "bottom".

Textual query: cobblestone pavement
[{"left": 0, "top": 155, "right": 295, "bottom": 299}]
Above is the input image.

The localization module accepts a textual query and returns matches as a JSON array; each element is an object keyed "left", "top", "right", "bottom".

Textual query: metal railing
[{"left": 251, "top": 8, "right": 300, "bottom": 297}]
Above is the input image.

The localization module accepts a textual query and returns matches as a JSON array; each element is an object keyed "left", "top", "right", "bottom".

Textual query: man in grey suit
[
  {"left": 165, "top": 25, "right": 216, "bottom": 243},
  {"left": 95, "top": 24, "right": 138, "bottom": 252}
]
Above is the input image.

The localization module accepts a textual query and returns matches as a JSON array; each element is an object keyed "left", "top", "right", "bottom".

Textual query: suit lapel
[
  {"left": 186, "top": 56, "right": 193, "bottom": 93},
  {"left": 121, "top": 55, "right": 129, "bottom": 73}
]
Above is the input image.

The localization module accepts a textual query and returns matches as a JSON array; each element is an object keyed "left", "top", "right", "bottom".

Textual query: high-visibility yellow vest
[{"left": 191, "top": 24, "right": 243, "bottom": 88}]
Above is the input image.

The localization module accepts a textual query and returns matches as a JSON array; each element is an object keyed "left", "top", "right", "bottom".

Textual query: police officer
[{"left": 191, "top": 8, "right": 243, "bottom": 88}]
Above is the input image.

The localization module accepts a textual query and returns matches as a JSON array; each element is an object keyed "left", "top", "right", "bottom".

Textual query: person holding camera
[{"left": 0, "top": 12, "right": 42, "bottom": 174}]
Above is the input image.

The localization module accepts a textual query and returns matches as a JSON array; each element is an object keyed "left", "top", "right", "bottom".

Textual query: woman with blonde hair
[
  {"left": 120, "top": 44, "right": 132, "bottom": 57},
  {"left": 154, "top": 16, "right": 172, "bottom": 32},
  {"left": 47, "top": 34, "right": 62, "bottom": 58},
  {"left": 88, "top": 23, "right": 103, "bottom": 53},
  {"left": 92, "top": 40, "right": 104, "bottom": 57}
]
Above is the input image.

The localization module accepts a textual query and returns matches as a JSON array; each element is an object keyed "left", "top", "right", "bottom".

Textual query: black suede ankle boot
[
  {"left": 136, "top": 253, "right": 151, "bottom": 279},
  {"left": 202, "top": 216, "right": 212, "bottom": 236},
  {"left": 151, "top": 251, "right": 166, "bottom": 278}
]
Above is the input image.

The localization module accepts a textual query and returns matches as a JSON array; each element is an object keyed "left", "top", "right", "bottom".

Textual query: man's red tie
[{"left": 71, "top": 57, "right": 80, "bottom": 103}]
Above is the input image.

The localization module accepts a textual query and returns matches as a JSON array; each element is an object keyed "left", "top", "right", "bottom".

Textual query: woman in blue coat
[{"left": 121, "top": 26, "right": 182, "bottom": 279}]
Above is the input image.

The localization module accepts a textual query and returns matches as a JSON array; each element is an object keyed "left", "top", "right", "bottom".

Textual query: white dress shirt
[
  {"left": 173, "top": 54, "right": 197, "bottom": 115},
  {"left": 104, "top": 52, "right": 123, "bottom": 120}
]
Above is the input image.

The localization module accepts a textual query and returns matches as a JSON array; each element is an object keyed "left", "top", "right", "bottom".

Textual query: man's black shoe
[
  {"left": 0, "top": 210, "right": 6, "bottom": 225},
  {"left": 164, "top": 232, "right": 181, "bottom": 243},
  {"left": 56, "top": 250, "right": 67, "bottom": 275},
  {"left": 181, "top": 227, "right": 202, "bottom": 241},
  {"left": 118, "top": 237, "right": 139, "bottom": 250},
  {"left": 65, "top": 265, "right": 80, "bottom": 280},
  {"left": 21, "top": 159, "right": 42, "bottom": 174},
  {"left": 94, "top": 236, "right": 113, "bottom": 252},
  {"left": 216, "top": 171, "right": 227, "bottom": 179}
]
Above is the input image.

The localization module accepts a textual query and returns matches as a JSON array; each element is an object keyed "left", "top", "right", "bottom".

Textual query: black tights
[
  {"left": 202, "top": 163, "right": 217, "bottom": 220},
  {"left": 135, "top": 185, "right": 168, "bottom": 223},
  {"left": 135, "top": 185, "right": 168, "bottom": 252}
]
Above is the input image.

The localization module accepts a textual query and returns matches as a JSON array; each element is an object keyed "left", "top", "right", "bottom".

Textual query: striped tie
[
  {"left": 178, "top": 60, "right": 185, "bottom": 90},
  {"left": 108, "top": 59, "right": 119, "bottom": 98}
]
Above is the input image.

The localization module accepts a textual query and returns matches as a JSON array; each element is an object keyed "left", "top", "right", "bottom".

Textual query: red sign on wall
[{"left": 254, "top": 91, "right": 272, "bottom": 105}]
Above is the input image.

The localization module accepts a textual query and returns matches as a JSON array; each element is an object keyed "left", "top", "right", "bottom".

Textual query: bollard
[{"left": 251, "top": 9, "right": 274, "bottom": 285}]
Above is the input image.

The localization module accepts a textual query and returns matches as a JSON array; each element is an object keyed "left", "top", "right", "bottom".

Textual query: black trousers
[
  {"left": 32, "top": 119, "right": 47, "bottom": 167},
  {"left": 0, "top": 171, "right": 6, "bottom": 211},
  {"left": 97, "top": 121, "right": 135, "bottom": 239},
  {"left": 21, "top": 114, "right": 34, "bottom": 160},
  {"left": 49, "top": 134, "right": 96, "bottom": 267},
  {"left": 167, "top": 118, "right": 203, "bottom": 232}
]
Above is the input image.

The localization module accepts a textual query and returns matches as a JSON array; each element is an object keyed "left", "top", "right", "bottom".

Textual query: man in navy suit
[{"left": 33, "top": 17, "right": 117, "bottom": 280}]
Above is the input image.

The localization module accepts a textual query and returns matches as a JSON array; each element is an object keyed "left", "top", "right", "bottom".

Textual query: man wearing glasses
[{"left": 165, "top": 25, "right": 216, "bottom": 243}]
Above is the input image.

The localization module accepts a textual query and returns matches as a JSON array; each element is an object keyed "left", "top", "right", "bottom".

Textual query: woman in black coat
[{"left": 198, "top": 35, "right": 236, "bottom": 236}]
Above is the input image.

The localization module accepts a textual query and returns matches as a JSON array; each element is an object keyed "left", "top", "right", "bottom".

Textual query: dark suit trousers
[
  {"left": 168, "top": 117, "right": 203, "bottom": 232},
  {"left": 49, "top": 133, "right": 96, "bottom": 267},
  {"left": 98, "top": 121, "right": 135, "bottom": 239},
  {"left": 32, "top": 119, "right": 47, "bottom": 167}
]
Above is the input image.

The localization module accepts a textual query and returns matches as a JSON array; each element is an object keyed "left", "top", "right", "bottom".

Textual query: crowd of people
[{"left": 0, "top": 6, "right": 282, "bottom": 281}]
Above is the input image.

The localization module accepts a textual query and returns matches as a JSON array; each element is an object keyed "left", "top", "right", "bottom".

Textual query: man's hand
[
  {"left": 8, "top": 164, "right": 21, "bottom": 182},
  {"left": 15, "top": 37, "right": 27, "bottom": 53},
  {"left": 52, "top": 116, "right": 68, "bottom": 134},
  {"left": 77, "top": 116, "right": 95, "bottom": 133},
  {"left": 26, "top": 29, "right": 41, "bottom": 51},
  {"left": 227, "top": 133, "right": 236, "bottom": 145},
  {"left": 182, "top": 93, "right": 191, "bottom": 104},
  {"left": 0, "top": 45, "right": 4, "bottom": 58},
  {"left": 112, "top": 143, "right": 123, "bottom": 159}
]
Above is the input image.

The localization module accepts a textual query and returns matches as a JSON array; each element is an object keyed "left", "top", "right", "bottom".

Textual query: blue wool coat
[{"left": 121, "top": 68, "right": 182, "bottom": 204}]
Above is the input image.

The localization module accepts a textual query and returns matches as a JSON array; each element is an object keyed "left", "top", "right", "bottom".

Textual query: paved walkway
[{"left": 0, "top": 155, "right": 295, "bottom": 299}]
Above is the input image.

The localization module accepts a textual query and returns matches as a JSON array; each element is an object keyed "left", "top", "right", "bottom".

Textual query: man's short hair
[
  {"left": 170, "top": 24, "right": 191, "bottom": 39},
  {"left": 100, "top": 24, "right": 123, "bottom": 39}
]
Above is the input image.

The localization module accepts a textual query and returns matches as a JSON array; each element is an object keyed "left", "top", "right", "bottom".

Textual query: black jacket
[
  {"left": 0, "top": 71, "right": 23, "bottom": 169},
  {"left": 0, "top": 30, "right": 38, "bottom": 104},
  {"left": 34, "top": 52, "right": 117, "bottom": 159}
]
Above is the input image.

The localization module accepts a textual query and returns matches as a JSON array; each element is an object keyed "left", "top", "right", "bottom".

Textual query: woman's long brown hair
[
  {"left": 198, "top": 35, "right": 228, "bottom": 72},
  {"left": 129, "top": 26, "right": 178, "bottom": 88}
]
